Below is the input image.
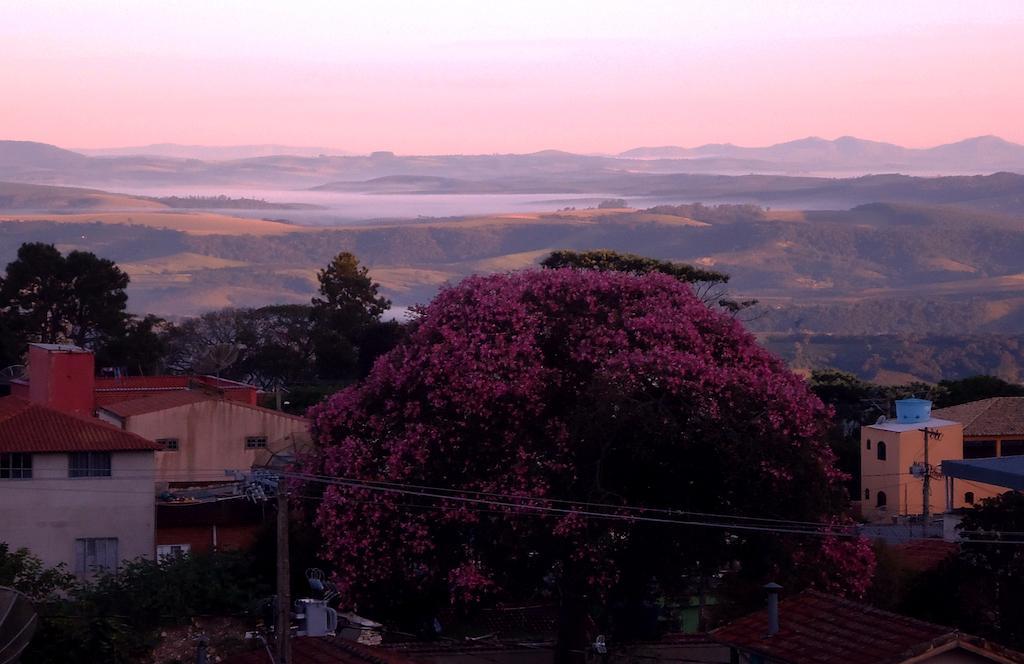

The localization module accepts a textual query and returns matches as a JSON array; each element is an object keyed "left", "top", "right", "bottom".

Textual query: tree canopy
[
  {"left": 304, "top": 268, "right": 872, "bottom": 644},
  {"left": 0, "top": 243, "right": 129, "bottom": 348},
  {"left": 311, "top": 251, "right": 391, "bottom": 379}
]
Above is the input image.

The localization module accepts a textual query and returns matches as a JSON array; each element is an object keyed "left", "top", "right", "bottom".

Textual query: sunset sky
[{"left": 4, "top": 0, "right": 1023, "bottom": 154}]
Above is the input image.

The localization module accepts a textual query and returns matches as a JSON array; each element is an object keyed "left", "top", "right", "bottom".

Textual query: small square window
[
  {"left": 0, "top": 453, "right": 32, "bottom": 479},
  {"left": 245, "top": 436, "right": 268, "bottom": 449},
  {"left": 69, "top": 452, "right": 112, "bottom": 478},
  {"left": 157, "top": 438, "right": 179, "bottom": 451}
]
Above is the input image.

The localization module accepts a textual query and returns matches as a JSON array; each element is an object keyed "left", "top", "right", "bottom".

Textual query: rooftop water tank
[{"left": 895, "top": 398, "right": 932, "bottom": 424}]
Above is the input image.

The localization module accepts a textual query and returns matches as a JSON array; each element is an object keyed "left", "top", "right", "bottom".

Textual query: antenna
[{"left": 0, "top": 586, "right": 38, "bottom": 664}]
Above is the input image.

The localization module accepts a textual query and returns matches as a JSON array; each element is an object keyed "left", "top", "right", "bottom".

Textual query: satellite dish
[
  {"left": 193, "top": 344, "right": 240, "bottom": 377},
  {"left": 876, "top": 415, "right": 888, "bottom": 425},
  {"left": 0, "top": 586, "right": 38, "bottom": 664},
  {"left": 0, "top": 366, "right": 26, "bottom": 382}
]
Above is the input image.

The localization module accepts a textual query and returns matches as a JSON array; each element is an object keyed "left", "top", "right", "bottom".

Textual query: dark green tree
[
  {"left": 935, "top": 375, "right": 1024, "bottom": 408},
  {"left": 311, "top": 252, "right": 390, "bottom": 379},
  {"left": 540, "top": 249, "right": 756, "bottom": 312},
  {"left": 94, "top": 314, "right": 170, "bottom": 375},
  {"left": 0, "top": 243, "right": 129, "bottom": 347}
]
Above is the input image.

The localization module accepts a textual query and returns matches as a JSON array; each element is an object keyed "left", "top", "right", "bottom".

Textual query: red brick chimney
[{"left": 26, "top": 344, "right": 96, "bottom": 416}]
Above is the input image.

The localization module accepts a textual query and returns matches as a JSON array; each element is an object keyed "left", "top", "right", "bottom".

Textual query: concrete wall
[
  {"left": 0, "top": 451, "right": 155, "bottom": 572},
  {"left": 860, "top": 422, "right": 1004, "bottom": 522},
  {"left": 120, "top": 400, "right": 310, "bottom": 486}
]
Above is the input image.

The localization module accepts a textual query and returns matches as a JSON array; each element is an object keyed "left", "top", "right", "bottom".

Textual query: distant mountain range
[
  {"left": 74, "top": 143, "right": 352, "bottom": 160},
  {"left": 618, "top": 135, "right": 1024, "bottom": 174},
  {"left": 2, "top": 136, "right": 1024, "bottom": 191}
]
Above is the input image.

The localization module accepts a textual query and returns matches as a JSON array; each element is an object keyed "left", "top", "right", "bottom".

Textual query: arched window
[
  {"left": 877, "top": 441, "right": 887, "bottom": 461},
  {"left": 876, "top": 491, "right": 887, "bottom": 508},
  {"left": 864, "top": 489, "right": 870, "bottom": 501},
  {"left": 964, "top": 492, "right": 975, "bottom": 505},
  {"left": 866, "top": 439, "right": 872, "bottom": 450}
]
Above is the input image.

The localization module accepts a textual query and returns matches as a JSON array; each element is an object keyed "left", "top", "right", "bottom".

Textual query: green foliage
[
  {"left": 935, "top": 375, "right": 1024, "bottom": 408},
  {"left": 596, "top": 199, "right": 628, "bottom": 209},
  {"left": 541, "top": 249, "right": 729, "bottom": 285},
  {"left": 896, "top": 492, "right": 1024, "bottom": 650},
  {"left": 94, "top": 314, "right": 170, "bottom": 375},
  {"left": 311, "top": 252, "right": 390, "bottom": 380},
  {"left": 0, "top": 542, "right": 75, "bottom": 600},
  {"left": 17, "top": 549, "right": 270, "bottom": 664},
  {"left": 0, "top": 242, "right": 129, "bottom": 347}
]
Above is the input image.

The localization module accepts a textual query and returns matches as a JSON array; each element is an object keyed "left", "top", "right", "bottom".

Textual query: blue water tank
[{"left": 895, "top": 398, "right": 932, "bottom": 424}]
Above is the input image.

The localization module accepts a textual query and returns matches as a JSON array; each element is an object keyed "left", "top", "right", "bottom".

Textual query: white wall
[{"left": 0, "top": 451, "right": 155, "bottom": 573}]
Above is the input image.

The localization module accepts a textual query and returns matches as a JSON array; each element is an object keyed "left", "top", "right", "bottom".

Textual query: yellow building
[{"left": 860, "top": 398, "right": 1005, "bottom": 522}]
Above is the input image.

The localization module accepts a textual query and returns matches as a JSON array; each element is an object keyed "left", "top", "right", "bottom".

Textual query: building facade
[
  {"left": 0, "top": 396, "right": 159, "bottom": 575},
  {"left": 97, "top": 392, "right": 310, "bottom": 488}
]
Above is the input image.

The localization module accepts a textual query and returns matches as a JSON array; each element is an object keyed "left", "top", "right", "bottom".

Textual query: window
[
  {"left": 245, "top": 436, "right": 268, "bottom": 449},
  {"left": 157, "top": 543, "right": 191, "bottom": 559},
  {"left": 69, "top": 452, "right": 112, "bottom": 478},
  {"left": 74, "top": 538, "right": 118, "bottom": 575},
  {"left": 866, "top": 439, "right": 872, "bottom": 450},
  {"left": 876, "top": 491, "right": 887, "bottom": 508},
  {"left": 156, "top": 438, "right": 179, "bottom": 451},
  {"left": 864, "top": 489, "right": 870, "bottom": 501},
  {"left": 964, "top": 492, "right": 975, "bottom": 505},
  {"left": 1001, "top": 440, "right": 1024, "bottom": 456},
  {"left": 0, "top": 453, "right": 32, "bottom": 479},
  {"left": 877, "top": 441, "right": 887, "bottom": 461},
  {"left": 964, "top": 440, "right": 998, "bottom": 460}
]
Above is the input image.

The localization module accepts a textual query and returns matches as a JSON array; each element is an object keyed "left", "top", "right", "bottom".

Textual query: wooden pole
[{"left": 275, "top": 489, "right": 291, "bottom": 663}]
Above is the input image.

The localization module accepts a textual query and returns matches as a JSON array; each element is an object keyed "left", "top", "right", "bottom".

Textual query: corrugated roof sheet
[
  {"left": 933, "top": 397, "right": 1024, "bottom": 437},
  {"left": 0, "top": 396, "right": 160, "bottom": 453},
  {"left": 712, "top": 591, "right": 961, "bottom": 664}
]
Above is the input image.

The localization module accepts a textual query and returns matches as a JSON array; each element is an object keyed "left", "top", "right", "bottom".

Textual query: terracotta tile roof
[
  {"left": 933, "top": 397, "right": 1024, "bottom": 437},
  {"left": 224, "top": 637, "right": 423, "bottom": 664},
  {"left": 891, "top": 539, "right": 959, "bottom": 573},
  {"left": 99, "top": 391, "right": 215, "bottom": 417},
  {"left": 94, "top": 375, "right": 256, "bottom": 392},
  {"left": 712, "top": 591, "right": 983, "bottom": 664},
  {"left": 434, "top": 603, "right": 559, "bottom": 638},
  {"left": 0, "top": 396, "right": 160, "bottom": 453}
]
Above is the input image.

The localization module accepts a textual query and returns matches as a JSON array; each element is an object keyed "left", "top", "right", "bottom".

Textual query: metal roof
[{"left": 942, "top": 456, "right": 1024, "bottom": 491}]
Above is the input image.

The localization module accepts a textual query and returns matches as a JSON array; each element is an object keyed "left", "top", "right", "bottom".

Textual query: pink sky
[{"left": 3, "top": 0, "right": 1023, "bottom": 153}]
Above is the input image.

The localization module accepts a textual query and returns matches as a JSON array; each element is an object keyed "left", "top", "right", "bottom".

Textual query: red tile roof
[
  {"left": 224, "top": 637, "right": 423, "bottom": 664},
  {"left": 891, "top": 539, "right": 959, "bottom": 573},
  {"left": 99, "top": 391, "right": 215, "bottom": 417},
  {"left": 933, "top": 397, "right": 1024, "bottom": 437},
  {"left": 711, "top": 591, "right": 1024, "bottom": 664},
  {"left": 0, "top": 396, "right": 160, "bottom": 453}
]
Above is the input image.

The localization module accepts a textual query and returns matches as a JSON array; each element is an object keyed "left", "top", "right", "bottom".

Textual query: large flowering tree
[{"left": 304, "top": 269, "right": 873, "bottom": 637}]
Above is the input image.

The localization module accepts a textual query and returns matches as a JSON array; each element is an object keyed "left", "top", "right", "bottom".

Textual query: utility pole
[
  {"left": 276, "top": 488, "right": 291, "bottom": 663},
  {"left": 919, "top": 427, "right": 942, "bottom": 537}
]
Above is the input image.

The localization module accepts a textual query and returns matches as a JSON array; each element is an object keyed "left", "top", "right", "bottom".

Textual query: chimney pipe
[{"left": 765, "top": 582, "right": 782, "bottom": 636}]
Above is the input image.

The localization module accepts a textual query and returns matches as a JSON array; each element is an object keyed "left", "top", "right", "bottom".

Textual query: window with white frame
[
  {"left": 0, "top": 453, "right": 32, "bottom": 479},
  {"left": 69, "top": 452, "right": 112, "bottom": 477},
  {"left": 75, "top": 537, "right": 118, "bottom": 575},
  {"left": 245, "top": 435, "right": 268, "bottom": 449},
  {"left": 157, "top": 543, "right": 191, "bottom": 559}
]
